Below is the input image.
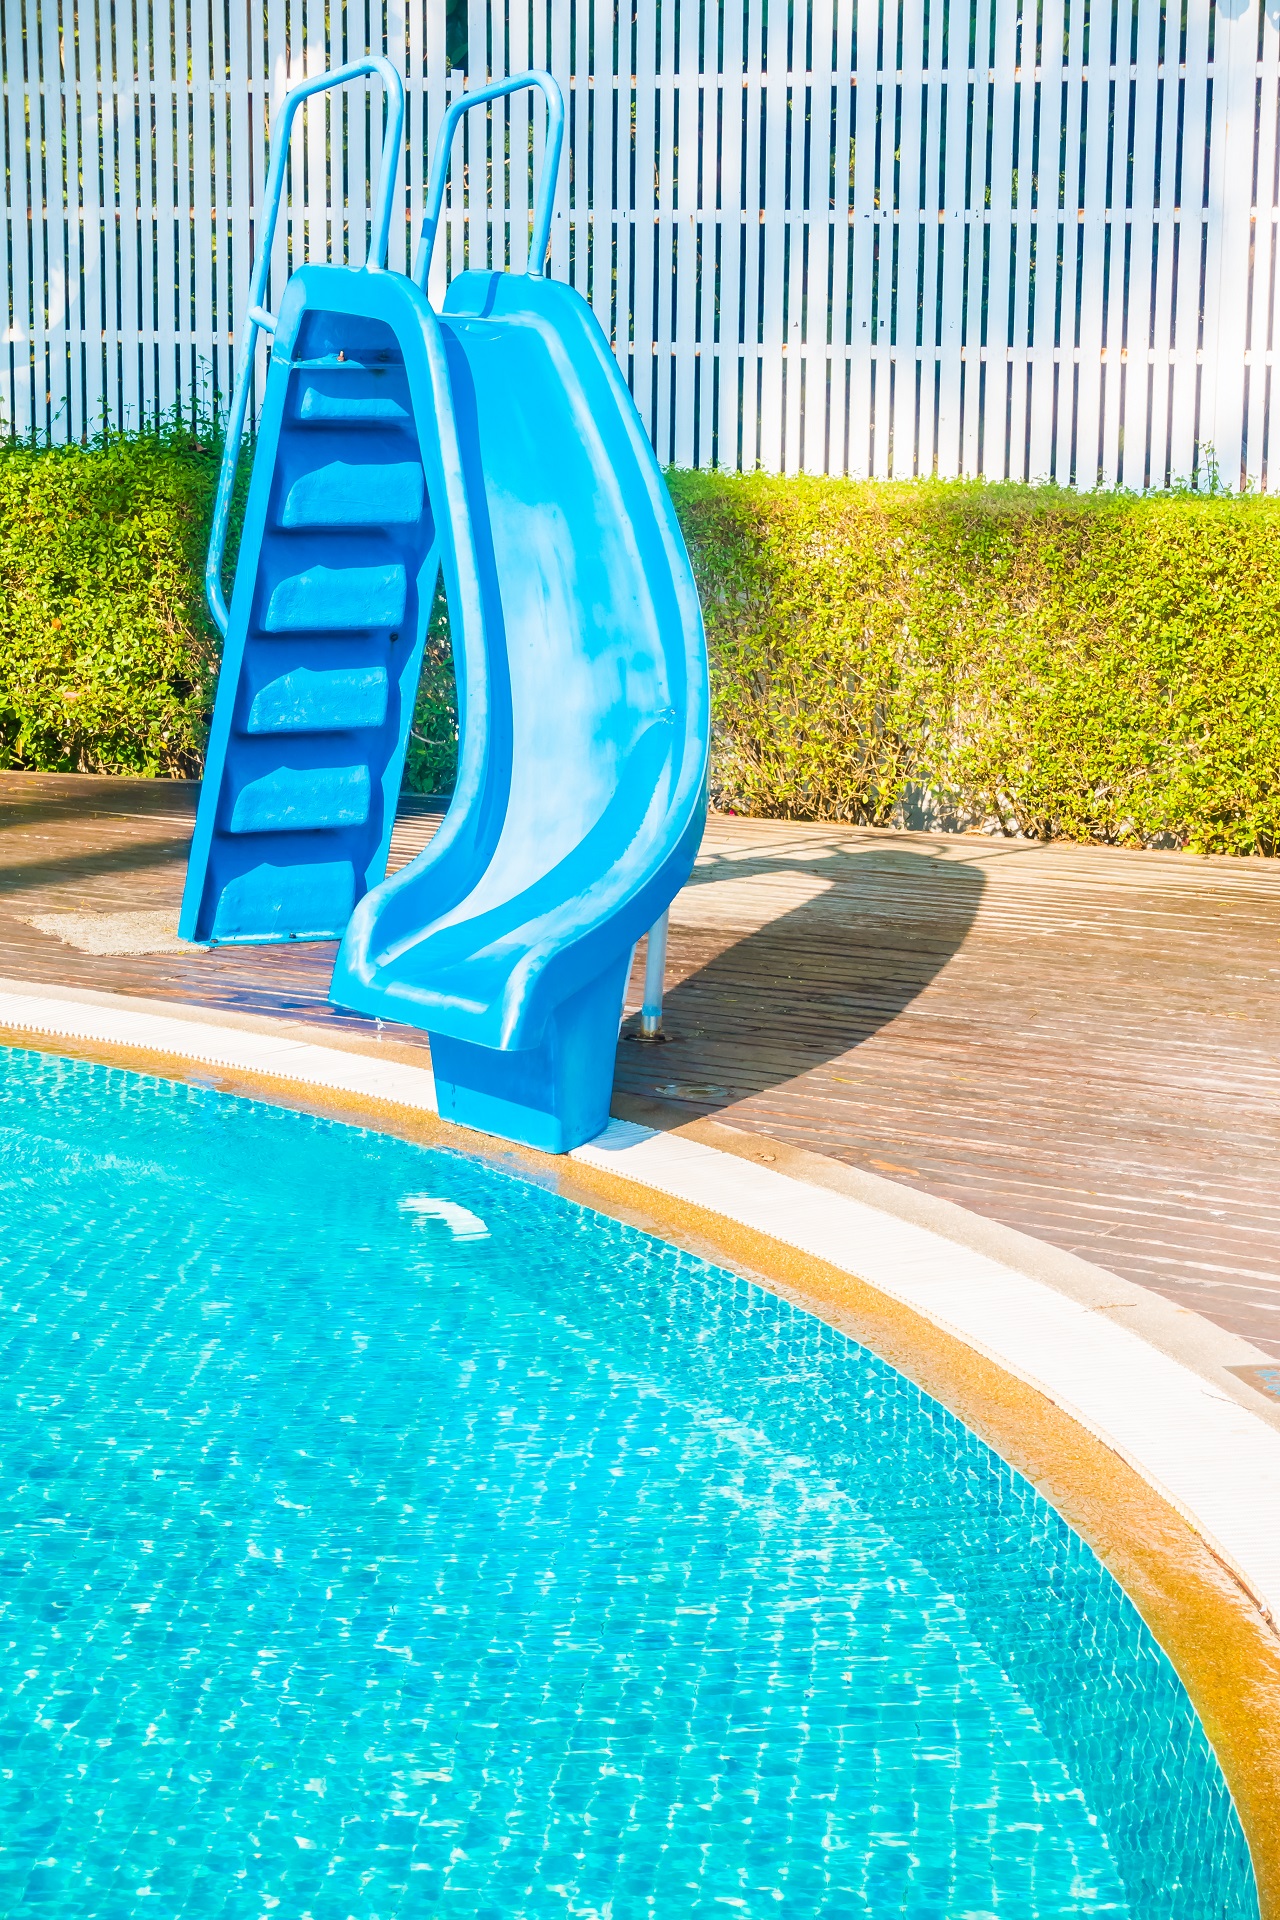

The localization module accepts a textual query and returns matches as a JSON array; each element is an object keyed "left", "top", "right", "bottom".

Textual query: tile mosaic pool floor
[{"left": 0, "top": 1049, "right": 1256, "bottom": 1917}]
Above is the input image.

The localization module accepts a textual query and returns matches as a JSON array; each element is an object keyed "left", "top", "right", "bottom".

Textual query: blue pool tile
[{"left": 0, "top": 1046, "right": 1259, "bottom": 1918}]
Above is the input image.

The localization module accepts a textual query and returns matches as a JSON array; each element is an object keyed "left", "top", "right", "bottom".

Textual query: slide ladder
[
  {"left": 179, "top": 60, "right": 469, "bottom": 945},
  {"left": 330, "top": 74, "right": 709, "bottom": 1150}
]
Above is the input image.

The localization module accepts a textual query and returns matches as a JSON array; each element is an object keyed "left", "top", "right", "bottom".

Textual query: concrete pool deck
[{"left": 1, "top": 768, "right": 1279, "bottom": 1894}]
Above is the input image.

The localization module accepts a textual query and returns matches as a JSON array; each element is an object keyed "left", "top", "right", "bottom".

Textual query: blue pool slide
[{"left": 180, "top": 63, "right": 709, "bottom": 1154}]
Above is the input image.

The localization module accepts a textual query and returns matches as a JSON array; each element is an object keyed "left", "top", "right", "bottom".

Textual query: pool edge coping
[
  {"left": 1, "top": 976, "right": 1278, "bottom": 1909},
  {"left": 611, "top": 1091, "right": 1280, "bottom": 1433}
]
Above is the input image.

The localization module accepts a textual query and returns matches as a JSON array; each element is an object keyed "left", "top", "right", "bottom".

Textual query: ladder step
[
  {"left": 243, "top": 665, "right": 389, "bottom": 736},
  {"left": 227, "top": 764, "right": 372, "bottom": 835},
  {"left": 294, "top": 374, "right": 412, "bottom": 427},
  {"left": 279, "top": 460, "right": 425, "bottom": 530},
  {"left": 263, "top": 564, "right": 407, "bottom": 634},
  {"left": 211, "top": 859, "right": 357, "bottom": 943}
]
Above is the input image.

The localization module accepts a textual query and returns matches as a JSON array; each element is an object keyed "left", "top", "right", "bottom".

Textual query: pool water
[{"left": 0, "top": 1048, "right": 1256, "bottom": 1918}]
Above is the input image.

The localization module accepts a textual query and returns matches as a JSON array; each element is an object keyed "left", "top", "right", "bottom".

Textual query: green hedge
[
  {"left": 0, "top": 428, "right": 218, "bottom": 776},
  {"left": 3, "top": 433, "right": 1279, "bottom": 855},
  {"left": 672, "top": 471, "right": 1280, "bottom": 857}
]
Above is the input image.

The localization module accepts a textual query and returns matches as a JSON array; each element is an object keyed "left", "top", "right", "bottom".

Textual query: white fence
[{"left": 1, "top": 0, "right": 1276, "bottom": 488}]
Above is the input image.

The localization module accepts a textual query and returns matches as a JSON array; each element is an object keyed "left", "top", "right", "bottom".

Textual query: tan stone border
[{"left": 2, "top": 1016, "right": 1278, "bottom": 1914}]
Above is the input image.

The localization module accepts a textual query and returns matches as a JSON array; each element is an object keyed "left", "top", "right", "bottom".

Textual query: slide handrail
[
  {"left": 205, "top": 56, "right": 406, "bottom": 637},
  {"left": 412, "top": 71, "right": 565, "bottom": 292}
]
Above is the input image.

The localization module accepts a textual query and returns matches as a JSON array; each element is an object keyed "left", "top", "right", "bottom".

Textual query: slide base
[{"left": 429, "top": 956, "right": 630, "bottom": 1154}]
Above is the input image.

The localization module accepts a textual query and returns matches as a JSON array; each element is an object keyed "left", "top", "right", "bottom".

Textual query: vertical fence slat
[
  {"left": 505, "top": 0, "right": 531, "bottom": 277},
  {"left": 613, "top": 1, "right": 639, "bottom": 420},
  {"left": 738, "top": 0, "right": 765, "bottom": 465},
  {"left": 224, "top": 0, "right": 252, "bottom": 415},
  {"left": 303, "top": 0, "right": 328, "bottom": 264},
  {"left": 385, "top": 0, "right": 411, "bottom": 284},
  {"left": 584, "top": 0, "right": 610, "bottom": 345},
  {"left": 846, "top": 0, "right": 878, "bottom": 475},
  {"left": 0, "top": 0, "right": 16, "bottom": 433},
  {"left": 1006, "top": 1, "right": 1037, "bottom": 481},
  {"left": 39, "top": 0, "right": 70, "bottom": 434},
  {"left": 652, "top": 0, "right": 678, "bottom": 462},
  {"left": 1025, "top": 0, "right": 1065, "bottom": 480},
  {"left": 1202, "top": 0, "right": 1259, "bottom": 489},
  {"left": 151, "top": 0, "right": 175, "bottom": 419},
  {"left": 777, "top": 9, "right": 805, "bottom": 471},
  {"left": 114, "top": 0, "right": 142, "bottom": 424},
  {"left": 691, "top": 0, "right": 719, "bottom": 467},
  {"left": 1167, "top": 1, "right": 1211, "bottom": 483},
  {"left": 933, "top": 9, "right": 966, "bottom": 480},
  {"left": 1114, "top": 0, "right": 1155, "bottom": 487},
  {"left": 208, "top": 0, "right": 232, "bottom": 412},
  {"left": 1146, "top": 17, "right": 1180, "bottom": 489},
  {"left": 429, "top": 0, "right": 457, "bottom": 294},
  {"left": 800, "top": 0, "right": 834, "bottom": 473},
  {"left": 669, "top": 0, "right": 700, "bottom": 467},
  {"left": 346, "top": 4, "right": 371, "bottom": 272},
  {"left": 961, "top": 0, "right": 992, "bottom": 476},
  {"left": 93, "top": 0, "right": 119, "bottom": 426},
  {"left": 1072, "top": 0, "right": 1111, "bottom": 488},
  {"left": 5, "top": 0, "right": 35, "bottom": 436},
  {"left": 982, "top": 0, "right": 1018, "bottom": 479},
  {"left": 23, "top": 0, "right": 50, "bottom": 436},
  {"left": 189, "top": 0, "right": 215, "bottom": 421},
  {"left": 556, "top": 0, "right": 581, "bottom": 293},
  {"left": 868, "top": 0, "right": 897, "bottom": 476},
  {"left": 1247, "top": 0, "right": 1280, "bottom": 486},
  {"left": 1098, "top": 2, "right": 1127, "bottom": 489},
  {"left": 629, "top": 0, "right": 658, "bottom": 443},
  {"left": 137, "top": 0, "right": 157, "bottom": 423},
  {"left": 824, "top": 0, "right": 855, "bottom": 476},
  {"left": 891, "top": 0, "right": 923, "bottom": 476},
  {"left": 80, "top": 0, "right": 106, "bottom": 431},
  {"left": 714, "top": 0, "right": 744, "bottom": 467},
  {"left": 914, "top": 7, "right": 944, "bottom": 478},
  {"left": 58, "top": 0, "right": 83, "bottom": 436},
  {"left": 262, "top": 0, "right": 287, "bottom": 340}
]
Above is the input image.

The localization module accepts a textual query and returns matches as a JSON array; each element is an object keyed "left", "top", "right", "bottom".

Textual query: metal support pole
[{"left": 639, "top": 911, "right": 669, "bottom": 1039}]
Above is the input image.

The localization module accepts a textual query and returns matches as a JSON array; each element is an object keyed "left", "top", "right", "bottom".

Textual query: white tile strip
[
  {"left": 0, "top": 989, "right": 438, "bottom": 1112},
  {"left": 573, "top": 1120, "right": 1280, "bottom": 1627},
  {"left": 2, "top": 983, "right": 1277, "bottom": 1628}
]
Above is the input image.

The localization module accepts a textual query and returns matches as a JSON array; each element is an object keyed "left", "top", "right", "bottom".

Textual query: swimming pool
[{"left": 0, "top": 1046, "right": 1257, "bottom": 1917}]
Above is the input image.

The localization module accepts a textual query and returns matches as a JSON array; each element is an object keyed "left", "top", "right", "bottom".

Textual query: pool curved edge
[{"left": 0, "top": 979, "right": 1278, "bottom": 1914}]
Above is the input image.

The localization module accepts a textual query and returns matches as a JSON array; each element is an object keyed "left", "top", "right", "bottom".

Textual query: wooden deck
[{"left": 4, "top": 772, "right": 1280, "bottom": 1363}]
